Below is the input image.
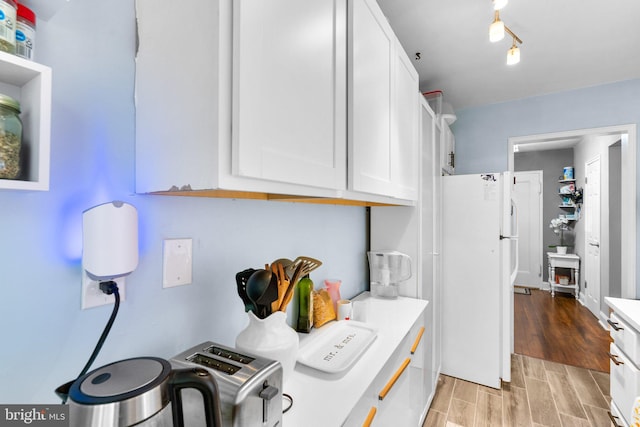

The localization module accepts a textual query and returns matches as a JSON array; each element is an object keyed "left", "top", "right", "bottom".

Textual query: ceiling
[{"left": 376, "top": 0, "right": 640, "bottom": 112}]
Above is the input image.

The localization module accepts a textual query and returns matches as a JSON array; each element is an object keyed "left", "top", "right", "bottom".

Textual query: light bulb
[
  {"left": 493, "top": 0, "right": 508, "bottom": 10},
  {"left": 489, "top": 20, "right": 505, "bottom": 42},
  {"left": 507, "top": 44, "right": 520, "bottom": 65}
]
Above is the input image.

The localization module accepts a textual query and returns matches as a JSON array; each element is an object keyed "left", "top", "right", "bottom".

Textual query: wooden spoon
[
  {"left": 271, "top": 262, "right": 288, "bottom": 313},
  {"left": 279, "top": 262, "right": 304, "bottom": 312}
]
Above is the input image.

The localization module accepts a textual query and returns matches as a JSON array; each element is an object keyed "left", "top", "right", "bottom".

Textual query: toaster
[{"left": 170, "top": 341, "right": 283, "bottom": 427}]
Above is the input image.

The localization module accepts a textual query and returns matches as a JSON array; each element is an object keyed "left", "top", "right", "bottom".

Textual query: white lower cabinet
[
  {"left": 610, "top": 342, "right": 638, "bottom": 427},
  {"left": 343, "top": 313, "right": 426, "bottom": 426},
  {"left": 606, "top": 298, "right": 640, "bottom": 427},
  {"left": 284, "top": 295, "right": 428, "bottom": 426}
]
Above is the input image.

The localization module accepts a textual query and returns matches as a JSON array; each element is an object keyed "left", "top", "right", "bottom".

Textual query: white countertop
[
  {"left": 605, "top": 297, "right": 640, "bottom": 331},
  {"left": 282, "top": 292, "right": 428, "bottom": 426}
]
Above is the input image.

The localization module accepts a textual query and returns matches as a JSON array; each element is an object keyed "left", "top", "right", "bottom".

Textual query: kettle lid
[{"left": 70, "top": 357, "right": 171, "bottom": 404}]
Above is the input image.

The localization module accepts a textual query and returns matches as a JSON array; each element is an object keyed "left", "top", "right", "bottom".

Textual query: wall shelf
[{"left": 0, "top": 52, "right": 52, "bottom": 191}]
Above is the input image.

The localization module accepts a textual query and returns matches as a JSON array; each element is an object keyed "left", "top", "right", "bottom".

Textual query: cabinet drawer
[
  {"left": 610, "top": 343, "right": 640, "bottom": 426},
  {"left": 609, "top": 313, "right": 640, "bottom": 363},
  {"left": 610, "top": 400, "right": 630, "bottom": 427}
]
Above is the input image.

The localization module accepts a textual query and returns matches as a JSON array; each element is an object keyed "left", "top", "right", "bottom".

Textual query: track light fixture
[
  {"left": 489, "top": 11, "right": 505, "bottom": 42},
  {"left": 493, "top": 0, "right": 508, "bottom": 10},
  {"left": 507, "top": 37, "right": 520, "bottom": 65},
  {"left": 488, "top": 3, "right": 523, "bottom": 65}
]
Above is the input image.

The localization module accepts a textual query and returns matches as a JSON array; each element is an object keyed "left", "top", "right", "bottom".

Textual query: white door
[
  {"left": 442, "top": 174, "right": 502, "bottom": 389},
  {"left": 584, "top": 156, "right": 601, "bottom": 317},
  {"left": 513, "top": 171, "right": 543, "bottom": 287}
]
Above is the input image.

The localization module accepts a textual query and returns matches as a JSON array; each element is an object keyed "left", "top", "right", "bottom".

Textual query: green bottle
[{"left": 296, "top": 275, "right": 314, "bottom": 333}]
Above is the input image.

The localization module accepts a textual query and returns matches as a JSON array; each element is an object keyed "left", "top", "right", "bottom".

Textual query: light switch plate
[{"left": 163, "top": 238, "right": 193, "bottom": 288}]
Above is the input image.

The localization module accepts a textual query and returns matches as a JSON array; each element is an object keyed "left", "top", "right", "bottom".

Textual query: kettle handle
[{"left": 168, "top": 368, "right": 222, "bottom": 427}]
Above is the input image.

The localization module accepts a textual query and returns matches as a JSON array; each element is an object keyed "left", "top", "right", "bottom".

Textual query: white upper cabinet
[
  {"left": 136, "top": 0, "right": 418, "bottom": 204},
  {"left": 233, "top": 0, "right": 347, "bottom": 190},
  {"left": 348, "top": 0, "right": 419, "bottom": 201},
  {"left": 392, "top": 49, "right": 420, "bottom": 200},
  {"left": 136, "top": 0, "right": 343, "bottom": 197}
]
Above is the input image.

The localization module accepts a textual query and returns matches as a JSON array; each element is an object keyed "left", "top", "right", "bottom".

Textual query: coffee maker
[{"left": 367, "top": 251, "right": 412, "bottom": 298}]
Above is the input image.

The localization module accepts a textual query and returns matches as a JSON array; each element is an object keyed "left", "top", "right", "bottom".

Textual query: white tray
[{"left": 296, "top": 320, "right": 377, "bottom": 374}]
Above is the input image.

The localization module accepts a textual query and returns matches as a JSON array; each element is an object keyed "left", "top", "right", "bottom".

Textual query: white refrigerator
[{"left": 440, "top": 172, "right": 518, "bottom": 389}]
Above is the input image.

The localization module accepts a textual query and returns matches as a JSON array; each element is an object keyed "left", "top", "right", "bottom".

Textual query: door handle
[{"left": 589, "top": 242, "right": 600, "bottom": 247}]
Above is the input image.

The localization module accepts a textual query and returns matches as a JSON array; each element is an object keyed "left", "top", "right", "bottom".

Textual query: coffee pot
[{"left": 58, "top": 357, "right": 222, "bottom": 427}]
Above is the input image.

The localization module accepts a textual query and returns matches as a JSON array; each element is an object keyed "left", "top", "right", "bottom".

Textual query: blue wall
[
  {"left": 0, "top": 0, "right": 368, "bottom": 403},
  {"left": 452, "top": 78, "right": 640, "bottom": 296}
]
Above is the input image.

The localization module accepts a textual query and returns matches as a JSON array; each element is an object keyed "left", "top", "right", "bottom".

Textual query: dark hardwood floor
[{"left": 514, "top": 288, "right": 612, "bottom": 372}]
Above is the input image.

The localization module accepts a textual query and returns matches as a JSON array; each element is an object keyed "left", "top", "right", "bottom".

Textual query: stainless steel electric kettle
[{"left": 61, "top": 357, "right": 222, "bottom": 427}]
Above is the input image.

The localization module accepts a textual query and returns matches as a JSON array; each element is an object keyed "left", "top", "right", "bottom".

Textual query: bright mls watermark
[{"left": 0, "top": 405, "right": 69, "bottom": 426}]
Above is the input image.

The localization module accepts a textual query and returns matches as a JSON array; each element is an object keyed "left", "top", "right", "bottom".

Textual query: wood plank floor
[
  {"left": 423, "top": 354, "right": 612, "bottom": 427},
  {"left": 514, "top": 289, "right": 611, "bottom": 372},
  {"left": 423, "top": 288, "right": 614, "bottom": 426}
]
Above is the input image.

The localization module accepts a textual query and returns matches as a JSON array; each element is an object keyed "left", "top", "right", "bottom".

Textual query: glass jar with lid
[
  {"left": 0, "top": 0, "right": 17, "bottom": 53},
  {"left": 0, "top": 93, "right": 22, "bottom": 179}
]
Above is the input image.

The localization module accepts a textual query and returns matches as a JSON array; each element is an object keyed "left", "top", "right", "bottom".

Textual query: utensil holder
[{"left": 236, "top": 311, "right": 299, "bottom": 384}]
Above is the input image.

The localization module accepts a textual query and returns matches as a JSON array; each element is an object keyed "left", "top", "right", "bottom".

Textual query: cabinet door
[
  {"left": 232, "top": 0, "right": 346, "bottom": 190},
  {"left": 391, "top": 45, "right": 419, "bottom": 200},
  {"left": 441, "top": 120, "right": 455, "bottom": 175},
  {"left": 348, "top": 0, "right": 393, "bottom": 197},
  {"left": 349, "top": 0, "right": 418, "bottom": 200}
]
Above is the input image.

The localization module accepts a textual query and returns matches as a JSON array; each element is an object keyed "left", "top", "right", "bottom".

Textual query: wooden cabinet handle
[
  {"left": 378, "top": 358, "right": 411, "bottom": 400},
  {"left": 607, "top": 319, "right": 624, "bottom": 331},
  {"left": 607, "top": 352, "right": 624, "bottom": 366},
  {"left": 410, "top": 327, "right": 425, "bottom": 354},
  {"left": 362, "top": 407, "right": 377, "bottom": 427}
]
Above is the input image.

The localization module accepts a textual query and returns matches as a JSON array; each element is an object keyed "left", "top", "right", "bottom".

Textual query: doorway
[{"left": 508, "top": 125, "right": 637, "bottom": 323}]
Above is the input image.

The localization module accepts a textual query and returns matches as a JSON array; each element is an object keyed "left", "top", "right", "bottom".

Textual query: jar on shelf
[
  {"left": 0, "top": 0, "right": 17, "bottom": 54},
  {"left": 0, "top": 93, "right": 22, "bottom": 179},
  {"left": 15, "top": 3, "right": 35, "bottom": 60}
]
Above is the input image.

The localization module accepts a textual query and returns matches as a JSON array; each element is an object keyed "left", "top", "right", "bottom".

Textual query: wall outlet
[{"left": 81, "top": 268, "right": 126, "bottom": 310}]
